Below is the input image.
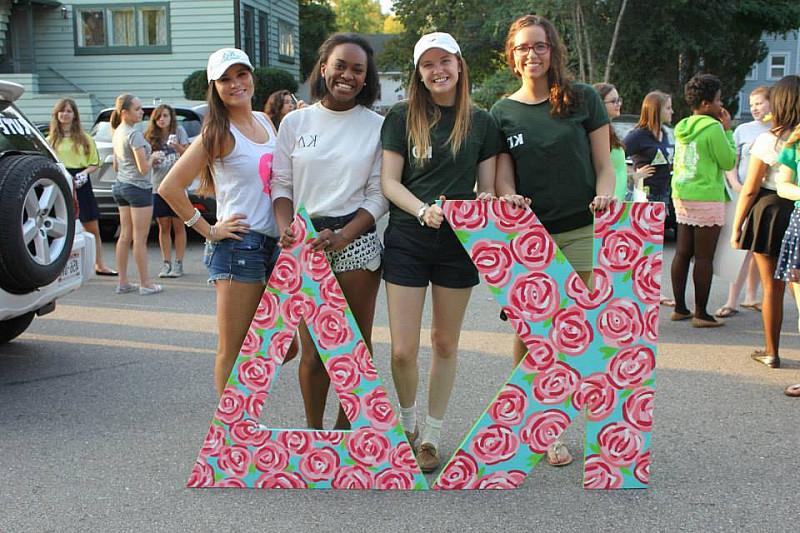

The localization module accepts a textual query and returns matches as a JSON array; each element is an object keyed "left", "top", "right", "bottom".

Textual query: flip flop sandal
[
  {"left": 95, "top": 269, "right": 118, "bottom": 276},
  {"left": 660, "top": 298, "right": 676, "bottom": 307},
  {"left": 714, "top": 306, "right": 739, "bottom": 318},
  {"left": 741, "top": 303, "right": 762, "bottom": 312},
  {"left": 784, "top": 384, "right": 800, "bottom": 397},
  {"left": 546, "top": 441, "right": 573, "bottom": 467}
]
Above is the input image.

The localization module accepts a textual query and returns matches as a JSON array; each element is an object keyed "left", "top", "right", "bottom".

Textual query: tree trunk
[
  {"left": 574, "top": 2, "right": 586, "bottom": 82},
  {"left": 579, "top": 2, "right": 594, "bottom": 82},
  {"left": 604, "top": 0, "right": 629, "bottom": 82}
]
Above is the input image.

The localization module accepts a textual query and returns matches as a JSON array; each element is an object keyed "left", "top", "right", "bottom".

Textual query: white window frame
[{"left": 767, "top": 53, "right": 789, "bottom": 80}]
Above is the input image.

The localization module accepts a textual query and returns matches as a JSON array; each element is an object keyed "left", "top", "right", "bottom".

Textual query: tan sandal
[{"left": 546, "top": 441, "right": 573, "bottom": 467}]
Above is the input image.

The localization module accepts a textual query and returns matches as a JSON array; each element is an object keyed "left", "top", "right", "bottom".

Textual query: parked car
[
  {"left": 89, "top": 103, "right": 215, "bottom": 239},
  {"left": 0, "top": 80, "right": 96, "bottom": 344}
]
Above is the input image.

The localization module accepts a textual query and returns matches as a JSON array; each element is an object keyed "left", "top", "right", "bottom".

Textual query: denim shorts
[
  {"left": 203, "top": 231, "right": 279, "bottom": 284},
  {"left": 112, "top": 181, "right": 153, "bottom": 208}
]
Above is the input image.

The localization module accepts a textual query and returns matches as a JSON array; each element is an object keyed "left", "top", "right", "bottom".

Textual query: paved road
[{"left": 1, "top": 236, "right": 799, "bottom": 532}]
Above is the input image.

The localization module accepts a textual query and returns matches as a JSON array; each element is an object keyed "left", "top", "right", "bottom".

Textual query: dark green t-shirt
[
  {"left": 490, "top": 83, "right": 609, "bottom": 234},
  {"left": 381, "top": 101, "right": 504, "bottom": 224}
]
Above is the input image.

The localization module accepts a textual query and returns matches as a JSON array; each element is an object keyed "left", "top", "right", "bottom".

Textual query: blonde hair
[
  {"left": 110, "top": 94, "right": 137, "bottom": 130},
  {"left": 406, "top": 53, "right": 472, "bottom": 167},
  {"left": 47, "top": 98, "right": 91, "bottom": 156}
]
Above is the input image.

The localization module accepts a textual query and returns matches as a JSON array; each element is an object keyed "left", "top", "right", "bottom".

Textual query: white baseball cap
[
  {"left": 206, "top": 48, "right": 254, "bottom": 83},
  {"left": 413, "top": 32, "right": 461, "bottom": 67}
]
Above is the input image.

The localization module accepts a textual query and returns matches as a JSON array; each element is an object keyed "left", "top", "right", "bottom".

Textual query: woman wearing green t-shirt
[
  {"left": 491, "top": 14, "right": 616, "bottom": 466},
  {"left": 380, "top": 32, "right": 502, "bottom": 473},
  {"left": 593, "top": 82, "right": 628, "bottom": 200}
]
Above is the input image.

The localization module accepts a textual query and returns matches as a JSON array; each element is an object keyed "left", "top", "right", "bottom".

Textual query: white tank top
[{"left": 212, "top": 112, "right": 278, "bottom": 237}]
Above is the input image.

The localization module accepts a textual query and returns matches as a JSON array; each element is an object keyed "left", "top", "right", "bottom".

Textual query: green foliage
[
  {"left": 182, "top": 67, "right": 299, "bottom": 110},
  {"left": 334, "top": 0, "right": 384, "bottom": 33},
  {"left": 182, "top": 69, "right": 209, "bottom": 101},
  {"left": 300, "top": 0, "right": 338, "bottom": 81},
  {"left": 473, "top": 69, "right": 518, "bottom": 110},
  {"left": 386, "top": 0, "right": 800, "bottom": 121}
]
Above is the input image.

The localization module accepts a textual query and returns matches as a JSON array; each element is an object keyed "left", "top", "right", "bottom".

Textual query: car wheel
[
  {"left": 0, "top": 155, "right": 76, "bottom": 294},
  {"left": 0, "top": 312, "right": 35, "bottom": 344},
  {"left": 99, "top": 220, "right": 118, "bottom": 241}
]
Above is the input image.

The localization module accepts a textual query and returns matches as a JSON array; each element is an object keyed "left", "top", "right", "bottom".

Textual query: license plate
[{"left": 59, "top": 251, "right": 81, "bottom": 282}]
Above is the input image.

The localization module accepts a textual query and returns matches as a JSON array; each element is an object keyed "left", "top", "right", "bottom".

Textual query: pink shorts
[{"left": 672, "top": 198, "right": 725, "bottom": 227}]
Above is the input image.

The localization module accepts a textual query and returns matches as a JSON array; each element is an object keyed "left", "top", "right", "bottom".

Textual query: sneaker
[
  {"left": 168, "top": 260, "right": 183, "bottom": 278},
  {"left": 115, "top": 283, "right": 138, "bottom": 294},
  {"left": 139, "top": 284, "right": 163, "bottom": 296},
  {"left": 416, "top": 443, "right": 441, "bottom": 473},
  {"left": 158, "top": 261, "right": 171, "bottom": 278},
  {"left": 405, "top": 426, "right": 419, "bottom": 452}
]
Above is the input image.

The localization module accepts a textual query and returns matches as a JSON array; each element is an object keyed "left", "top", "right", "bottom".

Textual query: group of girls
[
  {"left": 158, "top": 13, "right": 617, "bottom": 473},
  {"left": 48, "top": 95, "right": 191, "bottom": 293}
]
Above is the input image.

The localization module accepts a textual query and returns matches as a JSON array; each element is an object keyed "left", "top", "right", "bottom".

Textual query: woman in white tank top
[{"left": 159, "top": 48, "right": 295, "bottom": 396}]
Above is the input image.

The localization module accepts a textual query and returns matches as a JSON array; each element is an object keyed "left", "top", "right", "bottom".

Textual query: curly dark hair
[
  {"left": 308, "top": 33, "right": 379, "bottom": 107},
  {"left": 684, "top": 74, "right": 721, "bottom": 110},
  {"left": 264, "top": 89, "right": 292, "bottom": 129}
]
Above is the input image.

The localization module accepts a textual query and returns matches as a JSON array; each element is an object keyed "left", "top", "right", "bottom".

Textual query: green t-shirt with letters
[
  {"left": 381, "top": 101, "right": 504, "bottom": 224},
  {"left": 490, "top": 83, "right": 609, "bottom": 234}
]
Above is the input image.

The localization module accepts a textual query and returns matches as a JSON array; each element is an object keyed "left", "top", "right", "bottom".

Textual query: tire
[
  {"left": 0, "top": 155, "right": 75, "bottom": 294},
  {"left": 0, "top": 312, "right": 35, "bottom": 344}
]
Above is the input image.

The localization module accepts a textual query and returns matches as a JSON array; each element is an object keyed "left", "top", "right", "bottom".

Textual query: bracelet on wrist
[
  {"left": 209, "top": 224, "right": 217, "bottom": 241},
  {"left": 184, "top": 208, "right": 201, "bottom": 227}
]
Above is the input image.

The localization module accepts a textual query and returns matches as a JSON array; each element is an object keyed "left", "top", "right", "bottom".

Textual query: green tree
[
  {"left": 299, "top": 0, "right": 337, "bottom": 81},
  {"left": 333, "top": 0, "right": 384, "bottom": 33}
]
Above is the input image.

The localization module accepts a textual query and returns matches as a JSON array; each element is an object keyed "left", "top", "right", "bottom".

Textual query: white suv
[{"left": 0, "top": 81, "right": 95, "bottom": 344}]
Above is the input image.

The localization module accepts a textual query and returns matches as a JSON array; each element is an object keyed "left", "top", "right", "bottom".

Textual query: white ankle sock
[
  {"left": 420, "top": 415, "right": 443, "bottom": 449},
  {"left": 399, "top": 404, "right": 417, "bottom": 434}
]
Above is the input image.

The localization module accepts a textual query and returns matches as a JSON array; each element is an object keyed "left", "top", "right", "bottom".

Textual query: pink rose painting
[{"left": 191, "top": 201, "right": 661, "bottom": 491}]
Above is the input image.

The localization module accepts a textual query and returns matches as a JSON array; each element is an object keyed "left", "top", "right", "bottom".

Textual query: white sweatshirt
[{"left": 271, "top": 102, "right": 388, "bottom": 221}]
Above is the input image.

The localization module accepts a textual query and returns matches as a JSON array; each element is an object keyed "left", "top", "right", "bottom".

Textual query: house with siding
[
  {"left": 0, "top": 0, "right": 299, "bottom": 122},
  {"left": 737, "top": 29, "right": 799, "bottom": 119}
]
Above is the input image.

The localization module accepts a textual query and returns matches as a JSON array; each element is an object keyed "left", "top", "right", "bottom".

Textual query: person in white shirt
[
  {"left": 160, "top": 48, "right": 295, "bottom": 396},
  {"left": 715, "top": 86, "right": 771, "bottom": 318},
  {"left": 272, "top": 34, "right": 387, "bottom": 430}
]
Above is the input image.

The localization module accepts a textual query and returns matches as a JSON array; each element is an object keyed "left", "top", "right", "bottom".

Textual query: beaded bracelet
[{"left": 184, "top": 208, "right": 201, "bottom": 227}]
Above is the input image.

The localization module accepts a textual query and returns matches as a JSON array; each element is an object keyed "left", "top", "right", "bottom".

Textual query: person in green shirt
[
  {"left": 490, "top": 14, "right": 616, "bottom": 467},
  {"left": 669, "top": 73, "right": 735, "bottom": 328},
  {"left": 593, "top": 82, "right": 628, "bottom": 200},
  {"left": 380, "top": 32, "right": 502, "bottom": 473},
  {"left": 47, "top": 98, "right": 117, "bottom": 276}
]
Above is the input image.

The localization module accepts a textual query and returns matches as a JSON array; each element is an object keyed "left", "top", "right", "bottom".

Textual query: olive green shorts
[{"left": 552, "top": 224, "right": 594, "bottom": 273}]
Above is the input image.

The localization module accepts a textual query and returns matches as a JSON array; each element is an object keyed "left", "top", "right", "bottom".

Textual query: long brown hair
[
  {"left": 635, "top": 91, "right": 671, "bottom": 139},
  {"left": 264, "top": 90, "right": 291, "bottom": 129},
  {"left": 47, "top": 98, "right": 91, "bottom": 156},
  {"left": 768, "top": 75, "right": 800, "bottom": 142},
  {"left": 110, "top": 94, "right": 137, "bottom": 130},
  {"left": 144, "top": 104, "right": 177, "bottom": 148},
  {"left": 593, "top": 83, "right": 624, "bottom": 150},
  {"left": 198, "top": 72, "right": 249, "bottom": 196},
  {"left": 505, "top": 14, "right": 578, "bottom": 117},
  {"left": 407, "top": 52, "right": 473, "bottom": 167}
]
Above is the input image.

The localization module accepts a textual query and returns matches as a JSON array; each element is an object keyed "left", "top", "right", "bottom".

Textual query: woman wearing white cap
[
  {"left": 272, "top": 33, "right": 386, "bottom": 431},
  {"left": 160, "top": 48, "right": 294, "bottom": 396},
  {"left": 380, "top": 32, "right": 504, "bottom": 472}
]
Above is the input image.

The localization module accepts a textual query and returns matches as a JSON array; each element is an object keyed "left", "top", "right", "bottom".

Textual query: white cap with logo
[
  {"left": 413, "top": 32, "right": 461, "bottom": 67},
  {"left": 206, "top": 48, "right": 254, "bottom": 83}
]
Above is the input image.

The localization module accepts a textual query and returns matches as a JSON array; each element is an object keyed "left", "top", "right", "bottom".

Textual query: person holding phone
[{"left": 669, "top": 74, "right": 735, "bottom": 327}]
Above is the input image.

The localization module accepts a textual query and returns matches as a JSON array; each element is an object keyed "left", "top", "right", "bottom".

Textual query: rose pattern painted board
[
  {"left": 188, "top": 209, "right": 427, "bottom": 490},
  {"left": 433, "top": 200, "right": 663, "bottom": 490}
]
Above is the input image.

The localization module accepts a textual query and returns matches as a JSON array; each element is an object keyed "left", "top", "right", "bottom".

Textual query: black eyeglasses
[{"left": 512, "top": 42, "right": 551, "bottom": 56}]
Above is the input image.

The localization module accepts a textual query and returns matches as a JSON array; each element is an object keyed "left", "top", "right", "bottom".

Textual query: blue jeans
[{"left": 203, "top": 231, "right": 279, "bottom": 284}]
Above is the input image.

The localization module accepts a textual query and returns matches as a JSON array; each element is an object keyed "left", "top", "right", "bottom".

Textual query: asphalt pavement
[{"left": 1, "top": 234, "right": 799, "bottom": 532}]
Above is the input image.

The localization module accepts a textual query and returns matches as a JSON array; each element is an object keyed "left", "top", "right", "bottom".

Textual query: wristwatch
[{"left": 416, "top": 203, "right": 429, "bottom": 226}]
